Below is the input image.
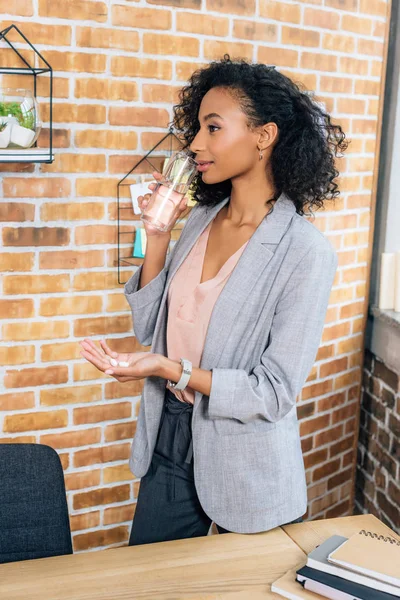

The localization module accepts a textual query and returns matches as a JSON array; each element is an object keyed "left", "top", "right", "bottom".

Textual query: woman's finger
[
  {"left": 80, "top": 350, "right": 109, "bottom": 372},
  {"left": 99, "top": 339, "right": 118, "bottom": 359},
  {"left": 80, "top": 340, "right": 109, "bottom": 363},
  {"left": 104, "top": 366, "right": 142, "bottom": 379}
]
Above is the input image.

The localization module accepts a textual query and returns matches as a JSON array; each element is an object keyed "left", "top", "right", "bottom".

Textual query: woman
[{"left": 80, "top": 57, "right": 347, "bottom": 544}]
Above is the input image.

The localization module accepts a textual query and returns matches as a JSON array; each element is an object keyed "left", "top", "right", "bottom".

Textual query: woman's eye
[{"left": 208, "top": 125, "right": 219, "bottom": 133}]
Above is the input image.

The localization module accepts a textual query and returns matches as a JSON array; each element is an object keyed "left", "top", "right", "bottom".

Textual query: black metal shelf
[
  {"left": 0, "top": 24, "right": 54, "bottom": 163},
  {"left": 117, "top": 127, "right": 186, "bottom": 284}
]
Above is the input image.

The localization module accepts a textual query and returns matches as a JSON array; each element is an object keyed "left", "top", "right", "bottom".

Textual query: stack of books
[{"left": 272, "top": 529, "right": 400, "bottom": 600}]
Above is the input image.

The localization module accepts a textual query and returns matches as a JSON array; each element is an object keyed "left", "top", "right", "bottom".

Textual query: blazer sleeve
[
  {"left": 124, "top": 262, "right": 169, "bottom": 346},
  {"left": 208, "top": 241, "right": 338, "bottom": 423},
  {"left": 124, "top": 204, "right": 201, "bottom": 346}
]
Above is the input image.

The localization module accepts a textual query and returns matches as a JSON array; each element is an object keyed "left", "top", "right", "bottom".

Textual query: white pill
[
  {"left": 118, "top": 361, "right": 130, "bottom": 367},
  {"left": 110, "top": 358, "right": 118, "bottom": 367}
]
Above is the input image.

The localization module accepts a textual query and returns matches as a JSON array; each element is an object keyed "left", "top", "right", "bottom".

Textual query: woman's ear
[{"left": 257, "top": 122, "right": 278, "bottom": 152}]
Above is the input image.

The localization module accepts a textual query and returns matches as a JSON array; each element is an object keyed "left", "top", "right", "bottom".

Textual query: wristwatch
[{"left": 167, "top": 358, "right": 192, "bottom": 391}]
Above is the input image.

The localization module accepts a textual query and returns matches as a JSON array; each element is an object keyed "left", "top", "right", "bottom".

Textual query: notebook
[
  {"left": 328, "top": 529, "right": 400, "bottom": 589},
  {"left": 271, "top": 566, "right": 328, "bottom": 600},
  {"left": 296, "top": 565, "right": 400, "bottom": 600},
  {"left": 307, "top": 534, "right": 400, "bottom": 597}
]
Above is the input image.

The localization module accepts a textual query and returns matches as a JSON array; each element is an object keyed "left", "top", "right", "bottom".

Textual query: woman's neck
[{"left": 226, "top": 171, "right": 277, "bottom": 228}]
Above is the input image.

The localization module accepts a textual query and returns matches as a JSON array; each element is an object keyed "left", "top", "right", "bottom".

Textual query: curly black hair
[{"left": 172, "top": 55, "right": 348, "bottom": 216}]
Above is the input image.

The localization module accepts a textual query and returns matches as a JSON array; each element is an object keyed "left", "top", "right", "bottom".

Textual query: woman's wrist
[{"left": 156, "top": 355, "right": 182, "bottom": 382}]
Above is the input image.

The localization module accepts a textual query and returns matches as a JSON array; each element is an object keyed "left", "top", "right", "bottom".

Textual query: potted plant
[{"left": 0, "top": 88, "right": 42, "bottom": 149}]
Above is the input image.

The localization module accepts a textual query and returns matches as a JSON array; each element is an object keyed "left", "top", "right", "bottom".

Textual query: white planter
[
  {"left": 0, "top": 123, "right": 11, "bottom": 148},
  {"left": 10, "top": 123, "right": 36, "bottom": 149}
]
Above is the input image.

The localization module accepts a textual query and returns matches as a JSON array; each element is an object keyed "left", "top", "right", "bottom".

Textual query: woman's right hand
[{"left": 138, "top": 171, "right": 190, "bottom": 238}]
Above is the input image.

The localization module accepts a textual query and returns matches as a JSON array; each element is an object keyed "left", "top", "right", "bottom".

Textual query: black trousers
[{"left": 129, "top": 389, "right": 303, "bottom": 546}]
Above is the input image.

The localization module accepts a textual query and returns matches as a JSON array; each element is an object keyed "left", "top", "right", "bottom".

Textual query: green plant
[
  {"left": 0, "top": 101, "right": 35, "bottom": 131},
  {"left": 0, "top": 122, "right": 7, "bottom": 133}
]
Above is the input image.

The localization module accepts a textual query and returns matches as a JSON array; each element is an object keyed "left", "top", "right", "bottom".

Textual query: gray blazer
[{"left": 124, "top": 192, "right": 338, "bottom": 533}]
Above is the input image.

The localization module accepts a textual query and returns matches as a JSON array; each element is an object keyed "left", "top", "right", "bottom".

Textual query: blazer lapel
[
  {"left": 167, "top": 196, "right": 231, "bottom": 284},
  {"left": 150, "top": 195, "right": 231, "bottom": 345},
  {"left": 193, "top": 192, "right": 296, "bottom": 411}
]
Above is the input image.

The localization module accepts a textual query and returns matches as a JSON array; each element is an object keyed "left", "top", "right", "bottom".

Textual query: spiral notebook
[{"left": 328, "top": 529, "right": 400, "bottom": 589}]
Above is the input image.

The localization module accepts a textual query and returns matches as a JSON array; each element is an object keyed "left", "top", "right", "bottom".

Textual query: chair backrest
[{"left": 0, "top": 443, "right": 73, "bottom": 563}]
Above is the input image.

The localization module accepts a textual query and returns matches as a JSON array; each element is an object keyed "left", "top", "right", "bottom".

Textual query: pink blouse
[{"left": 166, "top": 220, "right": 249, "bottom": 404}]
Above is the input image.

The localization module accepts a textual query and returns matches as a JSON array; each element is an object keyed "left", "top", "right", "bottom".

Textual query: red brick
[
  {"left": 105, "top": 422, "right": 136, "bottom": 442},
  {"left": 75, "top": 130, "right": 137, "bottom": 150},
  {"left": 65, "top": 470, "right": 101, "bottom": 491},
  {"left": 304, "top": 448, "right": 328, "bottom": 469},
  {"left": 304, "top": 7, "right": 340, "bottom": 29},
  {"left": 259, "top": 0, "right": 300, "bottom": 23},
  {"left": 73, "top": 526, "right": 129, "bottom": 551},
  {"left": 258, "top": 46, "right": 298, "bottom": 68},
  {"left": 4, "top": 410, "right": 67, "bottom": 432},
  {"left": 320, "top": 357, "right": 348, "bottom": 378},
  {"left": 0, "top": 203, "right": 34, "bottom": 222},
  {"left": 103, "top": 464, "right": 134, "bottom": 484},
  {"left": 4, "top": 366, "right": 68, "bottom": 389},
  {"left": 282, "top": 26, "right": 320, "bottom": 47},
  {"left": 103, "top": 504, "right": 135, "bottom": 525},
  {"left": 111, "top": 56, "right": 172, "bottom": 79},
  {"left": 0, "top": 252, "right": 34, "bottom": 272},
  {"left": 0, "top": 299, "right": 34, "bottom": 319},
  {"left": 38, "top": 128, "right": 71, "bottom": 149},
  {"left": 76, "top": 26, "right": 139, "bottom": 51},
  {"left": 42, "top": 102, "right": 106, "bottom": 124},
  {"left": 143, "top": 33, "right": 199, "bottom": 56},
  {"left": 70, "top": 511, "right": 100, "bottom": 532},
  {"left": 41, "top": 154, "right": 106, "bottom": 173},
  {"left": 111, "top": 5, "right": 171, "bottom": 29},
  {"left": 39, "top": 250, "right": 103, "bottom": 270},
  {"left": 40, "top": 296, "right": 103, "bottom": 317},
  {"left": 41, "top": 202, "right": 104, "bottom": 221},
  {"left": 177, "top": 12, "right": 228, "bottom": 36},
  {"left": 105, "top": 380, "right": 143, "bottom": 400},
  {"left": 109, "top": 106, "right": 169, "bottom": 128},
  {"left": 73, "top": 443, "right": 131, "bottom": 467},
  {"left": 39, "top": 0, "right": 107, "bottom": 22},
  {"left": 41, "top": 384, "right": 102, "bottom": 406},
  {"left": 73, "top": 402, "right": 131, "bottom": 425},
  {"left": 74, "top": 315, "right": 131, "bottom": 337},
  {"left": 0, "top": 0, "right": 33, "bottom": 16},
  {"left": 2, "top": 227, "right": 69, "bottom": 247},
  {"left": 3, "top": 274, "right": 69, "bottom": 295},
  {"left": 41, "top": 50, "right": 106, "bottom": 73},
  {"left": 313, "top": 458, "right": 341, "bottom": 482},
  {"left": 41, "top": 428, "right": 101, "bottom": 449},
  {"left": 75, "top": 79, "right": 138, "bottom": 102},
  {"left": 300, "top": 414, "right": 331, "bottom": 437},
  {"left": 3, "top": 177, "right": 71, "bottom": 198},
  {"left": 209, "top": 39, "right": 255, "bottom": 60},
  {"left": 0, "top": 392, "right": 35, "bottom": 411},
  {"left": 73, "top": 485, "right": 130, "bottom": 510},
  {"left": 147, "top": 0, "right": 200, "bottom": 5}
]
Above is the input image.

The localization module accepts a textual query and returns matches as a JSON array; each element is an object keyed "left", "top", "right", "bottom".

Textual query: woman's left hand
[{"left": 79, "top": 338, "right": 162, "bottom": 382}]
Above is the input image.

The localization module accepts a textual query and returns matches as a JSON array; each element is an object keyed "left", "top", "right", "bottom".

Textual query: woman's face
[{"left": 189, "top": 86, "right": 264, "bottom": 185}]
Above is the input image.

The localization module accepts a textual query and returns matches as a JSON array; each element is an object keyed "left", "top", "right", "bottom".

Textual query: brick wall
[
  {"left": 0, "top": 0, "right": 390, "bottom": 552},
  {"left": 355, "top": 350, "right": 400, "bottom": 532}
]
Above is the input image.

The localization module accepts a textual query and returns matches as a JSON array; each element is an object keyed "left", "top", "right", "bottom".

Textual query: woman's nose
[{"left": 189, "top": 129, "right": 205, "bottom": 154}]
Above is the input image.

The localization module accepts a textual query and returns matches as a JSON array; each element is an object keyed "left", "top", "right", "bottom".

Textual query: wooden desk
[
  {"left": 0, "top": 514, "right": 396, "bottom": 599},
  {"left": 0, "top": 526, "right": 304, "bottom": 600},
  {"left": 282, "top": 513, "right": 400, "bottom": 555}
]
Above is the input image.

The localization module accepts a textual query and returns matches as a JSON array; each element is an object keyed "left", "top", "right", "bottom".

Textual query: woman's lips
[{"left": 197, "top": 162, "right": 213, "bottom": 172}]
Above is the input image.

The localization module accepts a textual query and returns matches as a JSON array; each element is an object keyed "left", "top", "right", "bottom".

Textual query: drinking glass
[{"left": 140, "top": 151, "right": 198, "bottom": 232}]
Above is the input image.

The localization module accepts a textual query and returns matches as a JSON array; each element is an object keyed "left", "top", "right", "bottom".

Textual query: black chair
[{"left": 0, "top": 443, "right": 73, "bottom": 563}]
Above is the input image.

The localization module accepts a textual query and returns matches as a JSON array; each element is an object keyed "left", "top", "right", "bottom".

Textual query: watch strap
[{"left": 168, "top": 358, "right": 192, "bottom": 391}]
